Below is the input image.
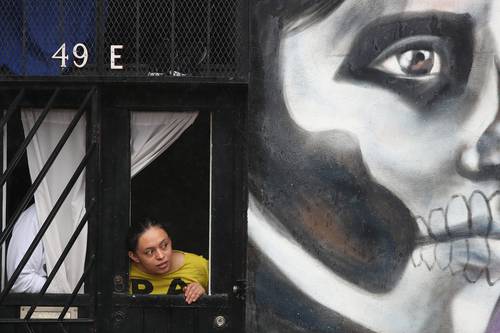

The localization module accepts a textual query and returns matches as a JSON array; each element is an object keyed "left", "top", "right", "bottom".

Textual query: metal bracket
[{"left": 232, "top": 279, "right": 246, "bottom": 300}]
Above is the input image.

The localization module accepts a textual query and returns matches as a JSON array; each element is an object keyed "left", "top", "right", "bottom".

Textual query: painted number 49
[
  {"left": 51, "top": 43, "right": 123, "bottom": 69},
  {"left": 52, "top": 43, "right": 88, "bottom": 68}
]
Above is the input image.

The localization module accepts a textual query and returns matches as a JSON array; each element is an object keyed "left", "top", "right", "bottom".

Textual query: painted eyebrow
[
  {"left": 336, "top": 11, "right": 474, "bottom": 107},
  {"left": 340, "top": 11, "right": 474, "bottom": 72}
]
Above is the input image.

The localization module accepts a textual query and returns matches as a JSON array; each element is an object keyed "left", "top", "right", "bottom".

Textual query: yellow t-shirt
[{"left": 129, "top": 251, "right": 208, "bottom": 295}]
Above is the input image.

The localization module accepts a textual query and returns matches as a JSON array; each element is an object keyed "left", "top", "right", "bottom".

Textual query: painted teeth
[
  {"left": 413, "top": 190, "right": 500, "bottom": 285},
  {"left": 434, "top": 242, "right": 451, "bottom": 270},
  {"left": 412, "top": 217, "right": 429, "bottom": 267},
  {"left": 446, "top": 195, "right": 469, "bottom": 275},
  {"left": 489, "top": 191, "right": 500, "bottom": 224},
  {"left": 487, "top": 239, "right": 500, "bottom": 284},
  {"left": 469, "top": 191, "right": 491, "bottom": 236},
  {"left": 464, "top": 191, "right": 491, "bottom": 282},
  {"left": 429, "top": 209, "right": 446, "bottom": 238},
  {"left": 445, "top": 195, "right": 469, "bottom": 231},
  {"left": 417, "top": 218, "right": 436, "bottom": 269},
  {"left": 429, "top": 209, "right": 451, "bottom": 269},
  {"left": 488, "top": 192, "right": 500, "bottom": 283},
  {"left": 463, "top": 238, "right": 489, "bottom": 282},
  {"left": 420, "top": 245, "right": 435, "bottom": 270},
  {"left": 415, "top": 215, "right": 431, "bottom": 237}
]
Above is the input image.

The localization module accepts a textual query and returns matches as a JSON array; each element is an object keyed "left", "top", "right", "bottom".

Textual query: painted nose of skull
[{"left": 457, "top": 69, "right": 500, "bottom": 180}]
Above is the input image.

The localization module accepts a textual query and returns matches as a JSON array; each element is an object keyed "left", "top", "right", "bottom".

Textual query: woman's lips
[{"left": 157, "top": 261, "right": 169, "bottom": 270}]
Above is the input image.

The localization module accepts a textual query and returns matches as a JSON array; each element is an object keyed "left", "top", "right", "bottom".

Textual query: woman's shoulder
[{"left": 177, "top": 251, "right": 208, "bottom": 267}]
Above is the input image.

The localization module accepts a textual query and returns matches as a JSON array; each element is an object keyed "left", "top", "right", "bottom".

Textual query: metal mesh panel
[{"left": 0, "top": 0, "right": 244, "bottom": 80}]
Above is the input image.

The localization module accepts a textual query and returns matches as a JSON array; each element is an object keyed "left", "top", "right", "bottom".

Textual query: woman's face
[
  {"left": 281, "top": 0, "right": 500, "bottom": 244},
  {"left": 128, "top": 226, "right": 173, "bottom": 275}
]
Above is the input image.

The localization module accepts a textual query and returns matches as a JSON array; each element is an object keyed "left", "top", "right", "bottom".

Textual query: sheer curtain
[{"left": 21, "top": 110, "right": 198, "bottom": 293}]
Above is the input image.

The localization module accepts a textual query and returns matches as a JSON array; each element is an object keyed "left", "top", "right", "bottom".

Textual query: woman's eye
[
  {"left": 145, "top": 249, "right": 153, "bottom": 256},
  {"left": 373, "top": 49, "right": 441, "bottom": 79}
]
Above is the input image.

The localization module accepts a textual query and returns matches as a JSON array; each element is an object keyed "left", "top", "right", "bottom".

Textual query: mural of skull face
[
  {"left": 248, "top": 0, "right": 500, "bottom": 332},
  {"left": 283, "top": 0, "right": 500, "bottom": 240}
]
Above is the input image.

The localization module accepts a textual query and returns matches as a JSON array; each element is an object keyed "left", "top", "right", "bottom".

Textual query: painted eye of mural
[
  {"left": 373, "top": 49, "right": 441, "bottom": 79},
  {"left": 338, "top": 14, "right": 473, "bottom": 106}
]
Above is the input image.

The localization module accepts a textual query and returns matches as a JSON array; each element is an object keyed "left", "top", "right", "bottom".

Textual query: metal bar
[
  {"left": 112, "top": 293, "right": 229, "bottom": 307},
  {"left": 96, "top": 0, "right": 104, "bottom": 74},
  {"left": 2, "top": 293, "right": 91, "bottom": 305},
  {"left": 208, "top": 112, "right": 213, "bottom": 294},
  {"left": 237, "top": 0, "right": 249, "bottom": 79},
  {"left": 58, "top": 255, "right": 95, "bottom": 321},
  {"left": 84, "top": 84, "right": 100, "bottom": 316},
  {"left": 170, "top": 0, "right": 176, "bottom": 72},
  {"left": 23, "top": 322, "right": 34, "bottom": 333},
  {"left": 24, "top": 202, "right": 95, "bottom": 320},
  {"left": 0, "top": 319, "right": 94, "bottom": 324},
  {"left": 167, "top": 306, "right": 172, "bottom": 332},
  {"left": 58, "top": 0, "right": 65, "bottom": 75},
  {"left": 206, "top": 0, "right": 211, "bottom": 74},
  {"left": 22, "top": 0, "right": 26, "bottom": 75},
  {"left": 0, "top": 88, "right": 94, "bottom": 247},
  {"left": 136, "top": 0, "right": 141, "bottom": 72},
  {"left": 58, "top": 322, "right": 69, "bottom": 333},
  {"left": 0, "top": 86, "right": 96, "bottom": 91},
  {"left": 0, "top": 89, "right": 25, "bottom": 132},
  {"left": 0, "top": 144, "right": 96, "bottom": 303},
  {"left": 193, "top": 307, "right": 199, "bottom": 333},
  {"left": 0, "top": 89, "right": 61, "bottom": 188},
  {"left": 0, "top": 109, "right": 5, "bottom": 291}
]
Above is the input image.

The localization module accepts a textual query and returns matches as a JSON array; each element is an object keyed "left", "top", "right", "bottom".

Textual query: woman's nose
[{"left": 155, "top": 250, "right": 165, "bottom": 260}]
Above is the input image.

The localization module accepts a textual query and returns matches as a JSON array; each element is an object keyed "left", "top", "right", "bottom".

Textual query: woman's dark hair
[{"left": 127, "top": 218, "right": 171, "bottom": 252}]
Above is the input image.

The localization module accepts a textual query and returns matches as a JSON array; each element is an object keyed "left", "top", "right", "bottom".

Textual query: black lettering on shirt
[
  {"left": 131, "top": 279, "right": 154, "bottom": 294},
  {"left": 167, "top": 278, "right": 187, "bottom": 295}
]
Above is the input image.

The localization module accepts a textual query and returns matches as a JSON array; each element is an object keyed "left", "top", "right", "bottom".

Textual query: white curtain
[{"left": 21, "top": 110, "right": 198, "bottom": 293}]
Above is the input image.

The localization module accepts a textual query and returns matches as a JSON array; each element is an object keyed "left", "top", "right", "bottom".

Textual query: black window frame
[
  {"left": 98, "top": 82, "right": 247, "bottom": 333},
  {"left": 0, "top": 84, "right": 100, "bottom": 332}
]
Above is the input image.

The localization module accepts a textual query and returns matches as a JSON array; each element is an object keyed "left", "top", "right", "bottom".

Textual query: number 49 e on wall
[{"left": 52, "top": 43, "right": 124, "bottom": 70}]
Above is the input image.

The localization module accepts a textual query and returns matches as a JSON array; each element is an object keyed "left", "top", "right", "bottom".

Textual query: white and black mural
[{"left": 247, "top": 1, "right": 500, "bottom": 332}]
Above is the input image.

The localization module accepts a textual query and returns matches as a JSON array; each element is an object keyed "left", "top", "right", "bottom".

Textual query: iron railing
[{"left": 0, "top": 87, "right": 98, "bottom": 333}]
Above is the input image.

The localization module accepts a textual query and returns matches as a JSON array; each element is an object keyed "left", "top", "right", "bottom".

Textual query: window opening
[{"left": 130, "top": 111, "right": 210, "bottom": 297}]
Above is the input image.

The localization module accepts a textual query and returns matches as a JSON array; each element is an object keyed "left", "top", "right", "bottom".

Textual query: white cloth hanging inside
[{"left": 21, "top": 110, "right": 198, "bottom": 293}]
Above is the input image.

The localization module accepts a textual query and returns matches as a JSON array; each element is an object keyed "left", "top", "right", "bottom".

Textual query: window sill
[{"left": 112, "top": 293, "right": 229, "bottom": 308}]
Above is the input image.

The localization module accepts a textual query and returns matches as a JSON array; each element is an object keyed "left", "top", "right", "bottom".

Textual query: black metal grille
[
  {"left": 0, "top": 87, "right": 98, "bottom": 332},
  {"left": 0, "top": 0, "right": 245, "bottom": 80}
]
